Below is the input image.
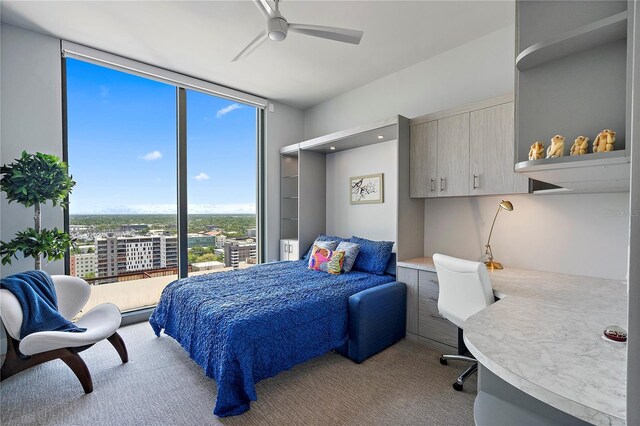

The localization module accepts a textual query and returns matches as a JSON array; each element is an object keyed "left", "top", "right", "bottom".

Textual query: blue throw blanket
[
  {"left": 150, "top": 260, "right": 393, "bottom": 417},
  {"left": 0, "top": 270, "right": 86, "bottom": 339}
]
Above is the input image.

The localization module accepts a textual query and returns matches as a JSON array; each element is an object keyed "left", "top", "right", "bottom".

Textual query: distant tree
[{"left": 196, "top": 253, "right": 217, "bottom": 263}]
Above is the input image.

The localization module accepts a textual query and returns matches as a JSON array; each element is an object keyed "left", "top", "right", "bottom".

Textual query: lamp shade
[{"left": 499, "top": 200, "right": 513, "bottom": 211}]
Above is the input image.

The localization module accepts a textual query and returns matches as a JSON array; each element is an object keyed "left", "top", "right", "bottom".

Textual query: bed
[{"left": 149, "top": 258, "right": 404, "bottom": 417}]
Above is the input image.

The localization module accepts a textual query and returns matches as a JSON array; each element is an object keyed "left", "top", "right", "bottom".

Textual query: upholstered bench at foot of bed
[{"left": 336, "top": 281, "right": 407, "bottom": 363}]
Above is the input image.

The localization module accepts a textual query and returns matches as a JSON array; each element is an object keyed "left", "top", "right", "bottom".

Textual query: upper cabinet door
[
  {"left": 410, "top": 121, "right": 438, "bottom": 198},
  {"left": 437, "top": 113, "right": 470, "bottom": 197},
  {"left": 470, "top": 103, "right": 528, "bottom": 195}
]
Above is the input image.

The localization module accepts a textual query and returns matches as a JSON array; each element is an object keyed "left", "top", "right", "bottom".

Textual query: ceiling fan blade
[
  {"left": 253, "top": 0, "right": 277, "bottom": 19},
  {"left": 288, "top": 23, "right": 363, "bottom": 45},
  {"left": 232, "top": 30, "right": 268, "bottom": 62}
]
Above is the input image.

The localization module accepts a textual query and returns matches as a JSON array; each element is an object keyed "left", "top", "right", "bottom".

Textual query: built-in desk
[{"left": 397, "top": 257, "right": 628, "bottom": 426}]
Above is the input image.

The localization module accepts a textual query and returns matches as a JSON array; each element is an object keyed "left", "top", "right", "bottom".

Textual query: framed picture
[{"left": 350, "top": 173, "right": 384, "bottom": 204}]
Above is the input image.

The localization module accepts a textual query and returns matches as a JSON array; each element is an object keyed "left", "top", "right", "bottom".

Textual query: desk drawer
[{"left": 418, "top": 271, "right": 458, "bottom": 348}]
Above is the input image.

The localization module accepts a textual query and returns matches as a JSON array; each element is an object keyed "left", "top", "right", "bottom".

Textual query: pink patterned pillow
[{"left": 308, "top": 245, "right": 345, "bottom": 274}]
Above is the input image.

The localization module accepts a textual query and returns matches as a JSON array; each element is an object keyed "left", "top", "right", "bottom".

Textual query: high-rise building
[
  {"left": 223, "top": 237, "right": 257, "bottom": 268},
  {"left": 70, "top": 253, "right": 97, "bottom": 278},
  {"left": 215, "top": 234, "right": 227, "bottom": 249},
  {"left": 96, "top": 235, "right": 178, "bottom": 277}
]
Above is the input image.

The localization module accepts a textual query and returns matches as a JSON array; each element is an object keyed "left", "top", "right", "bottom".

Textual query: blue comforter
[{"left": 149, "top": 260, "right": 393, "bottom": 417}]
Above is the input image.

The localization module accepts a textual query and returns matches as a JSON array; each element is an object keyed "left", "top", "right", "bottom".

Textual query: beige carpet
[{"left": 0, "top": 322, "right": 476, "bottom": 425}]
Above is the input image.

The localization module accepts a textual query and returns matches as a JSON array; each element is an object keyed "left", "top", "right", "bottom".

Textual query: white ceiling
[{"left": 0, "top": 1, "right": 514, "bottom": 109}]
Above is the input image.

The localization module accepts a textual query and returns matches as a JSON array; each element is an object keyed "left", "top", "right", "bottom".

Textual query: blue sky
[{"left": 66, "top": 58, "right": 257, "bottom": 215}]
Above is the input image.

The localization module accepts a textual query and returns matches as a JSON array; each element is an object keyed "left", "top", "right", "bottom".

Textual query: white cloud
[
  {"left": 216, "top": 103, "right": 242, "bottom": 118},
  {"left": 140, "top": 151, "right": 163, "bottom": 161},
  {"left": 193, "top": 172, "right": 210, "bottom": 181}
]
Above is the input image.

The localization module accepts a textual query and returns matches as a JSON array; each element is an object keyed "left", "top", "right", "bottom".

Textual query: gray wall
[
  {"left": 424, "top": 193, "right": 629, "bottom": 280},
  {"left": 1, "top": 24, "right": 65, "bottom": 277},
  {"left": 303, "top": 25, "right": 516, "bottom": 139},
  {"left": 264, "top": 102, "right": 304, "bottom": 262},
  {"left": 325, "top": 140, "right": 397, "bottom": 242},
  {"left": 302, "top": 23, "right": 629, "bottom": 280}
]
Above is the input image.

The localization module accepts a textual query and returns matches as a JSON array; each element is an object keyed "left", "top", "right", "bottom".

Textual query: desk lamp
[{"left": 484, "top": 200, "right": 513, "bottom": 270}]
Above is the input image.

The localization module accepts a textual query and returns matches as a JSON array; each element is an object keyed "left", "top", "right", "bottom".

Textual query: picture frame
[{"left": 350, "top": 173, "right": 384, "bottom": 204}]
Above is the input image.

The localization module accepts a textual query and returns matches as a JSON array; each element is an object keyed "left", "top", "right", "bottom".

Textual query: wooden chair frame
[{"left": 1, "top": 331, "right": 128, "bottom": 393}]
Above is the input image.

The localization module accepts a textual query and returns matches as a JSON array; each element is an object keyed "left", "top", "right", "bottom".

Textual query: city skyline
[{"left": 66, "top": 58, "right": 257, "bottom": 215}]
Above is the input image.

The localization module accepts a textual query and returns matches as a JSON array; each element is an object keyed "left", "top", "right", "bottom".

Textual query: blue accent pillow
[
  {"left": 349, "top": 236, "right": 394, "bottom": 275},
  {"left": 384, "top": 252, "right": 397, "bottom": 276},
  {"left": 336, "top": 241, "right": 360, "bottom": 273},
  {"left": 303, "top": 234, "right": 348, "bottom": 259}
]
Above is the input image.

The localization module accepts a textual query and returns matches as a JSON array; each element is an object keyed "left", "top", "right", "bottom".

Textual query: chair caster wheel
[
  {"left": 439, "top": 357, "right": 448, "bottom": 365},
  {"left": 453, "top": 382, "right": 463, "bottom": 391}
]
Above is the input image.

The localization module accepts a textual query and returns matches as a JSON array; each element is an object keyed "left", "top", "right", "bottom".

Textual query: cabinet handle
[
  {"left": 473, "top": 174, "right": 479, "bottom": 190},
  {"left": 440, "top": 177, "right": 446, "bottom": 192},
  {"left": 430, "top": 178, "right": 435, "bottom": 192}
]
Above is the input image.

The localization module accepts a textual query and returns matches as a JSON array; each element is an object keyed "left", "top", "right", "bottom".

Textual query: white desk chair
[{"left": 433, "top": 253, "right": 494, "bottom": 391}]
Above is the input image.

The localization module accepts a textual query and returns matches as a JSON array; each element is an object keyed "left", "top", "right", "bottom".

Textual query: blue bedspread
[{"left": 149, "top": 260, "right": 393, "bottom": 417}]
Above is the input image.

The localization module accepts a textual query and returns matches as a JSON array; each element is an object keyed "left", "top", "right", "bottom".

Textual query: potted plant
[{"left": 0, "top": 151, "right": 76, "bottom": 269}]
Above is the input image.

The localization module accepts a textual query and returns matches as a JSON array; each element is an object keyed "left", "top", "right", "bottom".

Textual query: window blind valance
[{"left": 61, "top": 40, "right": 267, "bottom": 109}]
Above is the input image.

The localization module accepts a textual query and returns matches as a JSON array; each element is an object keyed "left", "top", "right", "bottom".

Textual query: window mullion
[{"left": 177, "top": 87, "right": 188, "bottom": 278}]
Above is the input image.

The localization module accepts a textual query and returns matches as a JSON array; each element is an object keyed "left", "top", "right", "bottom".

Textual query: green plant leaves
[
  {"left": 0, "top": 150, "right": 76, "bottom": 208},
  {"left": 1, "top": 151, "right": 76, "bottom": 267},
  {"left": 0, "top": 228, "right": 75, "bottom": 266}
]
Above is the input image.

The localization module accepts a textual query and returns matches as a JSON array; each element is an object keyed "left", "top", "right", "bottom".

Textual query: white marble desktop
[{"left": 398, "top": 257, "right": 628, "bottom": 426}]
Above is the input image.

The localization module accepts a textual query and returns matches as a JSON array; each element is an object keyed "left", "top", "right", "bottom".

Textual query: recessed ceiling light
[
  {"left": 377, "top": 135, "right": 384, "bottom": 139},
  {"left": 330, "top": 146, "right": 336, "bottom": 150}
]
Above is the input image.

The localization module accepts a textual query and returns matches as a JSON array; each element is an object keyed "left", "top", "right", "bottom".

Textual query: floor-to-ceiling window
[
  {"left": 186, "top": 90, "right": 257, "bottom": 276},
  {"left": 65, "top": 56, "right": 260, "bottom": 314}
]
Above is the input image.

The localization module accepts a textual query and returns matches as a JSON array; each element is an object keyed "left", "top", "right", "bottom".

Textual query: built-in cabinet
[
  {"left": 279, "top": 239, "right": 299, "bottom": 261},
  {"left": 436, "top": 113, "right": 470, "bottom": 197},
  {"left": 397, "top": 263, "right": 458, "bottom": 352},
  {"left": 409, "top": 121, "right": 437, "bottom": 197},
  {"left": 280, "top": 152, "right": 300, "bottom": 259},
  {"left": 279, "top": 116, "right": 424, "bottom": 262},
  {"left": 470, "top": 103, "right": 529, "bottom": 195},
  {"left": 410, "top": 96, "right": 528, "bottom": 198}
]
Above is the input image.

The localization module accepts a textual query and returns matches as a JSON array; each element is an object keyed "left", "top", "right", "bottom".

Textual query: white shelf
[
  {"left": 515, "top": 151, "right": 630, "bottom": 192},
  {"left": 280, "top": 116, "right": 399, "bottom": 155},
  {"left": 516, "top": 11, "right": 628, "bottom": 71}
]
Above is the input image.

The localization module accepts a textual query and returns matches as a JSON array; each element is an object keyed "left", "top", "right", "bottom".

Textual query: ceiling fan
[{"left": 233, "top": 0, "right": 364, "bottom": 62}]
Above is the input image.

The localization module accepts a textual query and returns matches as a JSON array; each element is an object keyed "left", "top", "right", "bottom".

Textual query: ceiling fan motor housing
[{"left": 267, "top": 17, "right": 288, "bottom": 41}]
